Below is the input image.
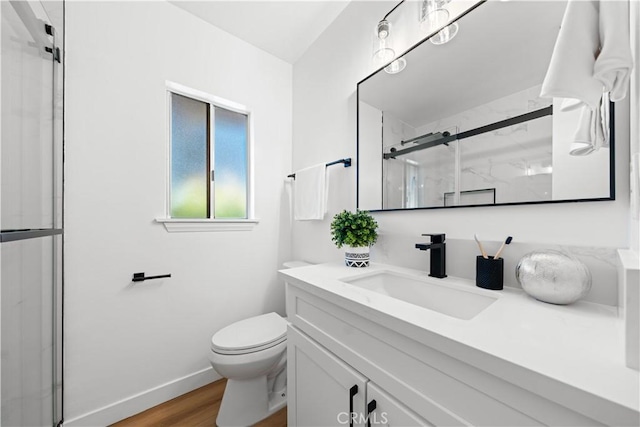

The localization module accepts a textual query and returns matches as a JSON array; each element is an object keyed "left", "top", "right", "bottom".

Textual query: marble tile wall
[{"left": 372, "top": 233, "right": 619, "bottom": 307}]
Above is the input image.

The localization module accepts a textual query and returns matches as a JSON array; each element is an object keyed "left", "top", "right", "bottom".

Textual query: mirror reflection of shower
[{"left": 357, "top": 0, "right": 613, "bottom": 212}]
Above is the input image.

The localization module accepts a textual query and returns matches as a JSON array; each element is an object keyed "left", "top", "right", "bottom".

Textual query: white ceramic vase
[{"left": 345, "top": 246, "right": 370, "bottom": 268}]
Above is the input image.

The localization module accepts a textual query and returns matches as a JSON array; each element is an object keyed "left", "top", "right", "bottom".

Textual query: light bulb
[{"left": 377, "top": 20, "right": 390, "bottom": 39}]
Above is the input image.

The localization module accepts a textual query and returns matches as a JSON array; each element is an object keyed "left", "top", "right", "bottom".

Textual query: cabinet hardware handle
[
  {"left": 349, "top": 385, "right": 358, "bottom": 427},
  {"left": 366, "top": 399, "right": 377, "bottom": 427}
]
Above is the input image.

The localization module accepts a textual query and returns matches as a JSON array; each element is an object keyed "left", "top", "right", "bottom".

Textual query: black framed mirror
[{"left": 357, "top": 0, "right": 615, "bottom": 211}]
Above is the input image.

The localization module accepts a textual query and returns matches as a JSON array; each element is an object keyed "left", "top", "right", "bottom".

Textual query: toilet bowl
[
  {"left": 209, "top": 312, "right": 287, "bottom": 427},
  {"left": 208, "top": 261, "right": 311, "bottom": 427}
]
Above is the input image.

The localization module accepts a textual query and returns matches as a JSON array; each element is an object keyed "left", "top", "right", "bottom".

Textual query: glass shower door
[{"left": 1, "top": 1, "right": 63, "bottom": 426}]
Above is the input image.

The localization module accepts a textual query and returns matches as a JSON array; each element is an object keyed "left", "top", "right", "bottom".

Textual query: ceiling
[{"left": 169, "top": 1, "right": 351, "bottom": 64}]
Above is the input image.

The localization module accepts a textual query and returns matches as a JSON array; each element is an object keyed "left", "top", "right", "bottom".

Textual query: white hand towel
[
  {"left": 594, "top": 0, "right": 633, "bottom": 102},
  {"left": 569, "top": 103, "right": 603, "bottom": 155},
  {"left": 568, "top": 92, "right": 609, "bottom": 156},
  {"left": 540, "top": 0, "right": 603, "bottom": 110},
  {"left": 294, "top": 163, "right": 327, "bottom": 221}
]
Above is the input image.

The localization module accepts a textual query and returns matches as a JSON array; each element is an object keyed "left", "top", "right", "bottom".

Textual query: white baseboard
[{"left": 63, "top": 367, "right": 220, "bottom": 427}]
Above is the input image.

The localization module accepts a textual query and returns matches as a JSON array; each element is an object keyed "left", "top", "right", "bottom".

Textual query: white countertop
[{"left": 281, "top": 262, "right": 639, "bottom": 414}]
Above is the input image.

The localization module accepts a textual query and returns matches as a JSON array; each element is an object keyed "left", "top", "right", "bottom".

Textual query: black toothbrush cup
[
  {"left": 476, "top": 256, "right": 504, "bottom": 290},
  {"left": 474, "top": 235, "right": 511, "bottom": 290}
]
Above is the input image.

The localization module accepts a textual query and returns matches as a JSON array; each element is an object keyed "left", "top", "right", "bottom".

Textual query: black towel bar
[
  {"left": 132, "top": 272, "right": 172, "bottom": 282},
  {"left": 287, "top": 158, "right": 351, "bottom": 179}
]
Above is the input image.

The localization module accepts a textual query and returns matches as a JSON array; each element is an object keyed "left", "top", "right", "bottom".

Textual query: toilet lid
[{"left": 211, "top": 312, "right": 287, "bottom": 354}]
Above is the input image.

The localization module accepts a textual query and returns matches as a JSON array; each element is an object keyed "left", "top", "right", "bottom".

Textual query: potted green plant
[{"left": 330, "top": 210, "right": 378, "bottom": 267}]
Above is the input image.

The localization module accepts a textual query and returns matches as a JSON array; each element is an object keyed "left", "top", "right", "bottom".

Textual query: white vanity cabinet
[
  {"left": 284, "top": 265, "right": 640, "bottom": 427},
  {"left": 365, "top": 382, "right": 432, "bottom": 427},
  {"left": 287, "top": 326, "right": 367, "bottom": 427},
  {"left": 287, "top": 326, "right": 430, "bottom": 427}
]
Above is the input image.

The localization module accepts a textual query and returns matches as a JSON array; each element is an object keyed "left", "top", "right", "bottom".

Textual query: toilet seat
[{"left": 211, "top": 312, "right": 287, "bottom": 355}]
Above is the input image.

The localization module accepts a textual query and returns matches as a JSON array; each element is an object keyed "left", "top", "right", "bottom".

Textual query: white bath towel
[
  {"left": 541, "top": 0, "right": 633, "bottom": 107},
  {"left": 540, "top": 0, "right": 603, "bottom": 110},
  {"left": 541, "top": 0, "right": 630, "bottom": 155},
  {"left": 294, "top": 163, "right": 327, "bottom": 221},
  {"left": 594, "top": 0, "right": 634, "bottom": 102}
]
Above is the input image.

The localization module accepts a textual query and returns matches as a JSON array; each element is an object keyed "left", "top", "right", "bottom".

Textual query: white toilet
[{"left": 208, "top": 261, "right": 311, "bottom": 427}]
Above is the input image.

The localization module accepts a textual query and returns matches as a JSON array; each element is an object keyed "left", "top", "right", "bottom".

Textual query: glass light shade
[
  {"left": 430, "top": 22, "right": 459, "bottom": 45},
  {"left": 384, "top": 57, "right": 407, "bottom": 74},
  {"left": 373, "top": 46, "right": 396, "bottom": 67},
  {"left": 372, "top": 36, "right": 396, "bottom": 68},
  {"left": 420, "top": 7, "right": 449, "bottom": 33},
  {"left": 372, "top": 20, "right": 398, "bottom": 68}
]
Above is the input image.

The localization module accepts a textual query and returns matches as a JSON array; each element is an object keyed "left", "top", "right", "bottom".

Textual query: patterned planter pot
[{"left": 345, "top": 246, "right": 370, "bottom": 268}]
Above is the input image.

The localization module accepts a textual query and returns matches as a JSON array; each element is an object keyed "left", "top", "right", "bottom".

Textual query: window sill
[{"left": 155, "top": 218, "right": 259, "bottom": 232}]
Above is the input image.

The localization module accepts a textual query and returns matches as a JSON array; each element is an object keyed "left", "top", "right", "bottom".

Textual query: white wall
[
  {"left": 292, "top": 1, "right": 631, "bottom": 267},
  {"left": 630, "top": 0, "right": 640, "bottom": 253},
  {"left": 64, "top": 2, "right": 292, "bottom": 424},
  {"left": 358, "top": 102, "right": 382, "bottom": 210},
  {"left": 552, "top": 98, "right": 611, "bottom": 200},
  {"left": 293, "top": 1, "right": 389, "bottom": 263}
]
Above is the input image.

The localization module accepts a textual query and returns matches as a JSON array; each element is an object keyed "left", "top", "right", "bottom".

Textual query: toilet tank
[{"left": 282, "top": 260, "right": 312, "bottom": 269}]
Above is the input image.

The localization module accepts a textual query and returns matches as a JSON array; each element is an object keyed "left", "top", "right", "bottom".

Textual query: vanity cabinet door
[
  {"left": 288, "top": 326, "right": 368, "bottom": 427},
  {"left": 366, "top": 382, "right": 432, "bottom": 427}
]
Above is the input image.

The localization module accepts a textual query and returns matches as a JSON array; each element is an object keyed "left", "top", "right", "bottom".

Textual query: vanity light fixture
[
  {"left": 372, "top": 19, "right": 396, "bottom": 67},
  {"left": 372, "top": 0, "right": 406, "bottom": 71},
  {"left": 420, "top": 0, "right": 459, "bottom": 45}
]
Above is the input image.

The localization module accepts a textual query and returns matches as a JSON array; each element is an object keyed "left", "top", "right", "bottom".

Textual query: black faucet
[{"left": 415, "top": 233, "right": 447, "bottom": 278}]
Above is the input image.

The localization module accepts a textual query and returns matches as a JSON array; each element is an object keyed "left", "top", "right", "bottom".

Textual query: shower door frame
[{"left": 0, "top": 1, "right": 64, "bottom": 425}]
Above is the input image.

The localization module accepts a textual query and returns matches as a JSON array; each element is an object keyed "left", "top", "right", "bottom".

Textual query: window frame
[{"left": 157, "top": 81, "right": 257, "bottom": 232}]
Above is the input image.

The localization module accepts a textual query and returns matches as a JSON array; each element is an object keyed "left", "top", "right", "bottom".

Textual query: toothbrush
[
  {"left": 494, "top": 236, "right": 513, "bottom": 260},
  {"left": 474, "top": 234, "right": 489, "bottom": 259}
]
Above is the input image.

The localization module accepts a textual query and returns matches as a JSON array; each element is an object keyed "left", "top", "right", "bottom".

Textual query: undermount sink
[{"left": 342, "top": 271, "right": 498, "bottom": 320}]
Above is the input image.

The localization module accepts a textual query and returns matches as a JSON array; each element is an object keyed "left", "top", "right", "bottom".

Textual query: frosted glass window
[
  {"left": 214, "top": 107, "right": 247, "bottom": 218},
  {"left": 168, "top": 88, "right": 250, "bottom": 221},
  {"left": 170, "top": 94, "right": 209, "bottom": 218}
]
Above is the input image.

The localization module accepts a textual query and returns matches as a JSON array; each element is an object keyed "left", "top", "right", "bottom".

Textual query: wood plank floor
[{"left": 111, "top": 379, "right": 286, "bottom": 427}]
